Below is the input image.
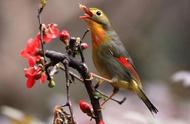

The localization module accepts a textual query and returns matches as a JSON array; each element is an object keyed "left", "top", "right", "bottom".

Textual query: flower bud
[
  {"left": 79, "top": 100, "right": 92, "bottom": 114},
  {"left": 99, "top": 120, "right": 105, "bottom": 124},
  {"left": 60, "top": 30, "right": 70, "bottom": 45},
  {"left": 81, "top": 43, "right": 88, "bottom": 49},
  {"left": 40, "top": 0, "right": 47, "bottom": 7},
  {"left": 48, "top": 77, "right": 56, "bottom": 88}
]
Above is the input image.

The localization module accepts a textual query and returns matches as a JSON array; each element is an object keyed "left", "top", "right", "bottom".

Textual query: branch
[
  {"left": 59, "top": 65, "right": 126, "bottom": 105},
  {"left": 37, "top": 6, "right": 46, "bottom": 62},
  {"left": 62, "top": 59, "right": 75, "bottom": 123},
  {"left": 76, "top": 32, "right": 102, "bottom": 123},
  {"left": 44, "top": 50, "right": 103, "bottom": 123}
]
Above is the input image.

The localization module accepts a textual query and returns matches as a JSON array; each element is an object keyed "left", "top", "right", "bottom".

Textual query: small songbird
[{"left": 79, "top": 4, "right": 158, "bottom": 114}]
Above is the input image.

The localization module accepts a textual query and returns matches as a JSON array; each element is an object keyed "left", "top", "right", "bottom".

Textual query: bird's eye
[{"left": 96, "top": 11, "right": 101, "bottom": 16}]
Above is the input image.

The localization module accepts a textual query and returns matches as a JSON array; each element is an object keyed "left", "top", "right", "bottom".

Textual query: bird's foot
[
  {"left": 84, "top": 72, "right": 94, "bottom": 81},
  {"left": 94, "top": 79, "right": 104, "bottom": 89}
]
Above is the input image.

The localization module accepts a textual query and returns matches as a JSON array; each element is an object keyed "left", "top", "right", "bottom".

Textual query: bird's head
[{"left": 79, "top": 4, "right": 111, "bottom": 28}]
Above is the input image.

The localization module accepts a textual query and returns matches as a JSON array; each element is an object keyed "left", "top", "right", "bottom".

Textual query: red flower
[
  {"left": 24, "top": 66, "right": 46, "bottom": 88},
  {"left": 37, "top": 23, "right": 59, "bottom": 43},
  {"left": 59, "top": 30, "right": 70, "bottom": 45},
  {"left": 20, "top": 23, "right": 60, "bottom": 67},
  {"left": 79, "top": 100, "right": 93, "bottom": 115},
  {"left": 20, "top": 38, "right": 41, "bottom": 66},
  {"left": 20, "top": 23, "right": 61, "bottom": 88}
]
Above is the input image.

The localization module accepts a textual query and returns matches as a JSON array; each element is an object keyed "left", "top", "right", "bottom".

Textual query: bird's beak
[{"left": 79, "top": 4, "right": 93, "bottom": 20}]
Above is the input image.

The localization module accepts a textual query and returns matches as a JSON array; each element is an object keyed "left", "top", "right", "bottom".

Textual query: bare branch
[{"left": 62, "top": 60, "right": 75, "bottom": 123}]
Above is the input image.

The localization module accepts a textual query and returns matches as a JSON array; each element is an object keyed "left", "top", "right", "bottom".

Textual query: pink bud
[
  {"left": 59, "top": 30, "right": 70, "bottom": 45},
  {"left": 99, "top": 120, "right": 105, "bottom": 124},
  {"left": 81, "top": 43, "right": 88, "bottom": 49}
]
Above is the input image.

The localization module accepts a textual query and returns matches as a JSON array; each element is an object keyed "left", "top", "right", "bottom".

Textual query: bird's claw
[
  {"left": 85, "top": 73, "right": 94, "bottom": 81},
  {"left": 118, "top": 97, "right": 127, "bottom": 105}
]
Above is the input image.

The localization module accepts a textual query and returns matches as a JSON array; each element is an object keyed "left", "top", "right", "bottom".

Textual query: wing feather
[{"left": 116, "top": 56, "right": 141, "bottom": 82}]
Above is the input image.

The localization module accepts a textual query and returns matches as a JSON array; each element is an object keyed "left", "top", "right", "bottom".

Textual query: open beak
[{"left": 79, "top": 4, "right": 93, "bottom": 19}]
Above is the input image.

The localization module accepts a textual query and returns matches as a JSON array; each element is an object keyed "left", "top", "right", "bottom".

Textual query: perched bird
[{"left": 79, "top": 4, "right": 158, "bottom": 114}]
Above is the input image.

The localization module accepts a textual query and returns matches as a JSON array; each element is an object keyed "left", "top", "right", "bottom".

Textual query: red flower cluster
[
  {"left": 20, "top": 23, "right": 61, "bottom": 88},
  {"left": 24, "top": 66, "right": 46, "bottom": 88},
  {"left": 20, "top": 38, "right": 41, "bottom": 67}
]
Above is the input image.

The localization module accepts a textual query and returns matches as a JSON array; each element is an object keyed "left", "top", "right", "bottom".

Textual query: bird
[{"left": 79, "top": 4, "right": 158, "bottom": 114}]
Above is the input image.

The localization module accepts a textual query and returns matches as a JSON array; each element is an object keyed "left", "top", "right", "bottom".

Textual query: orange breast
[
  {"left": 88, "top": 21, "right": 111, "bottom": 78},
  {"left": 88, "top": 21, "right": 107, "bottom": 49}
]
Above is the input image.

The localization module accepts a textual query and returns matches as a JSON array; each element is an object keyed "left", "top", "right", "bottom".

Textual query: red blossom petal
[
  {"left": 24, "top": 67, "right": 35, "bottom": 78},
  {"left": 40, "top": 73, "right": 46, "bottom": 84},
  {"left": 43, "top": 23, "right": 60, "bottom": 43},
  {"left": 27, "top": 56, "right": 37, "bottom": 67},
  {"left": 49, "top": 24, "right": 59, "bottom": 35},
  {"left": 24, "top": 66, "right": 45, "bottom": 88},
  {"left": 20, "top": 38, "right": 41, "bottom": 66},
  {"left": 26, "top": 77, "right": 35, "bottom": 88},
  {"left": 26, "top": 38, "right": 40, "bottom": 54}
]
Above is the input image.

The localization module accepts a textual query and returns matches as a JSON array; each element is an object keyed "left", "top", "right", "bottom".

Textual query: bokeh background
[{"left": 0, "top": 0, "right": 190, "bottom": 124}]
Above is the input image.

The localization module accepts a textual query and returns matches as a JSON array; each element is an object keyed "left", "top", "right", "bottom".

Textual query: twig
[
  {"left": 81, "top": 29, "right": 90, "bottom": 42},
  {"left": 77, "top": 38, "right": 85, "bottom": 62},
  {"left": 59, "top": 65, "right": 124, "bottom": 104},
  {"left": 63, "top": 59, "right": 75, "bottom": 123},
  {"left": 37, "top": 7, "right": 46, "bottom": 62},
  {"left": 78, "top": 29, "right": 89, "bottom": 62},
  {"left": 59, "top": 65, "right": 83, "bottom": 82},
  {"left": 37, "top": 6, "right": 53, "bottom": 84}
]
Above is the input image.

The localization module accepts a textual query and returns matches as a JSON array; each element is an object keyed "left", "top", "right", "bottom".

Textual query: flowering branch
[
  {"left": 20, "top": 1, "right": 128, "bottom": 124},
  {"left": 43, "top": 50, "right": 103, "bottom": 123}
]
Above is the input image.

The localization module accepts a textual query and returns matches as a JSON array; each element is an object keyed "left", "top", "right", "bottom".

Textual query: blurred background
[{"left": 0, "top": 0, "right": 190, "bottom": 124}]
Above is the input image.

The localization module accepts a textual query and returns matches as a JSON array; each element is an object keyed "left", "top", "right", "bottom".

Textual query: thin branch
[
  {"left": 81, "top": 29, "right": 90, "bottom": 42},
  {"left": 37, "top": 7, "right": 46, "bottom": 62},
  {"left": 77, "top": 37, "right": 85, "bottom": 63},
  {"left": 59, "top": 65, "right": 83, "bottom": 82},
  {"left": 76, "top": 40, "right": 103, "bottom": 123},
  {"left": 78, "top": 29, "right": 89, "bottom": 62},
  {"left": 59, "top": 65, "right": 125, "bottom": 104},
  {"left": 77, "top": 33, "right": 103, "bottom": 122},
  {"left": 63, "top": 60, "right": 75, "bottom": 123},
  {"left": 44, "top": 51, "right": 125, "bottom": 105}
]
